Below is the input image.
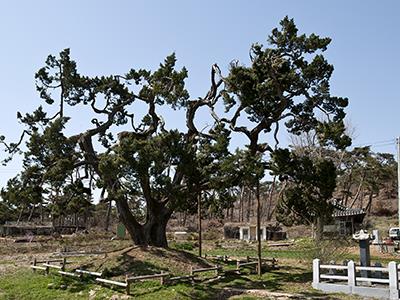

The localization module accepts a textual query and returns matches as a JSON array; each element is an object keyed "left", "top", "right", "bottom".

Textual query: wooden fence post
[
  {"left": 160, "top": 271, "right": 164, "bottom": 285},
  {"left": 62, "top": 258, "right": 66, "bottom": 271},
  {"left": 312, "top": 259, "right": 320, "bottom": 289},
  {"left": 125, "top": 275, "right": 130, "bottom": 295},
  {"left": 388, "top": 261, "right": 398, "bottom": 300}
]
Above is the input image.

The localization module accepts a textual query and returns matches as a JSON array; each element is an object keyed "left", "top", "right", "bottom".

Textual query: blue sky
[{"left": 0, "top": 1, "right": 399, "bottom": 188}]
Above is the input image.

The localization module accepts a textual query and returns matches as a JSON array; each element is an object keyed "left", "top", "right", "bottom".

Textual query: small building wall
[
  {"left": 239, "top": 226, "right": 250, "bottom": 240},
  {"left": 225, "top": 223, "right": 286, "bottom": 241},
  {"left": 0, "top": 225, "right": 86, "bottom": 237},
  {"left": 250, "top": 226, "right": 257, "bottom": 240},
  {"left": 237, "top": 225, "right": 286, "bottom": 241},
  {"left": 323, "top": 215, "right": 364, "bottom": 236}
]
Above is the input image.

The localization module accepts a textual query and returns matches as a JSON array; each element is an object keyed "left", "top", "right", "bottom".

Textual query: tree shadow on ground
[
  {"left": 153, "top": 247, "right": 212, "bottom": 267},
  {"left": 106, "top": 252, "right": 169, "bottom": 277},
  {"left": 177, "top": 284, "right": 226, "bottom": 300}
]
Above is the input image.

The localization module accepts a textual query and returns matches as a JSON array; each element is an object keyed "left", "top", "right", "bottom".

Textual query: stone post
[
  {"left": 388, "top": 261, "right": 398, "bottom": 300},
  {"left": 352, "top": 230, "right": 372, "bottom": 278},
  {"left": 347, "top": 260, "right": 356, "bottom": 290},
  {"left": 312, "top": 259, "right": 320, "bottom": 289}
]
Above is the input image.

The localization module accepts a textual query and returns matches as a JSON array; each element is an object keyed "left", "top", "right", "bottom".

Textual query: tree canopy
[{"left": 1, "top": 17, "right": 351, "bottom": 247}]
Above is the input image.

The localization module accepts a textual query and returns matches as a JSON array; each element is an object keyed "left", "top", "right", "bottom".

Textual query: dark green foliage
[
  {"left": 0, "top": 17, "right": 353, "bottom": 246},
  {"left": 1, "top": 116, "right": 90, "bottom": 223},
  {"left": 0, "top": 42, "right": 232, "bottom": 246},
  {"left": 337, "top": 146, "right": 397, "bottom": 210},
  {"left": 270, "top": 149, "right": 336, "bottom": 226},
  {"left": 217, "top": 17, "right": 350, "bottom": 232},
  {"left": 0, "top": 193, "right": 16, "bottom": 224},
  {"left": 222, "top": 16, "right": 350, "bottom": 151}
]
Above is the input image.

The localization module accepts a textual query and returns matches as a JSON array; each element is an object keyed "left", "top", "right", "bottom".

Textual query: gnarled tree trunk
[
  {"left": 104, "top": 200, "right": 112, "bottom": 232},
  {"left": 115, "top": 197, "right": 171, "bottom": 247},
  {"left": 314, "top": 217, "right": 324, "bottom": 241}
]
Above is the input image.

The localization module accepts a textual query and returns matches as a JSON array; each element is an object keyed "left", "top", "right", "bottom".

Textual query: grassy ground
[
  {"left": 0, "top": 270, "right": 223, "bottom": 300},
  {"left": 1, "top": 235, "right": 393, "bottom": 300},
  {"left": 0, "top": 262, "right": 359, "bottom": 300}
]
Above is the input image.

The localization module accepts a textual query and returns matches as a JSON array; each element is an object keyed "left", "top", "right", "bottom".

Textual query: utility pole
[
  {"left": 198, "top": 193, "right": 202, "bottom": 258},
  {"left": 397, "top": 137, "right": 400, "bottom": 227},
  {"left": 256, "top": 181, "right": 262, "bottom": 277}
]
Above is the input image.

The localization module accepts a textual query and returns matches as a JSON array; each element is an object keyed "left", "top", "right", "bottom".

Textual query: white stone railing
[{"left": 312, "top": 259, "right": 399, "bottom": 300}]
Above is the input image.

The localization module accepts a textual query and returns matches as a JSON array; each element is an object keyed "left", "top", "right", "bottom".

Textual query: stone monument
[{"left": 352, "top": 229, "right": 374, "bottom": 278}]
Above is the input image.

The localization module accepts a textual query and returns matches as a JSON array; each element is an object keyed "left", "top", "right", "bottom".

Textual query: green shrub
[{"left": 172, "top": 241, "right": 195, "bottom": 251}]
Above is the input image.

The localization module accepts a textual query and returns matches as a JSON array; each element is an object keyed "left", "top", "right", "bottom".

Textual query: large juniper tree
[
  {"left": 1, "top": 17, "right": 351, "bottom": 248},
  {"left": 210, "top": 17, "right": 351, "bottom": 271},
  {"left": 0, "top": 50, "right": 232, "bottom": 247}
]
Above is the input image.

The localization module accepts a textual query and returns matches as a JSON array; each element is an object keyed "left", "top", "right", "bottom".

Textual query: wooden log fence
[
  {"left": 190, "top": 265, "right": 222, "bottom": 277},
  {"left": 31, "top": 258, "right": 105, "bottom": 281},
  {"left": 42, "top": 263, "right": 64, "bottom": 270},
  {"left": 31, "top": 258, "right": 49, "bottom": 274},
  {"left": 126, "top": 272, "right": 169, "bottom": 284},
  {"left": 126, "top": 272, "right": 169, "bottom": 293},
  {"left": 234, "top": 256, "right": 277, "bottom": 274},
  {"left": 58, "top": 271, "right": 82, "bottom": 278},
  {"left": 75, "top": 269, "right": 103, "bottom": 277},
  {"left": 169, "top": 274, "right": 196, "bottom": 282},
  {"left": 96, "top": 277, "right": 128, "bottom": 288},
  {"left": 29, "top": 254, "right": 278, "bottom": 295},
  {"left": 236, "top": 260, "right": 258, "bottom": 274},
  {"left": 204, "top": 254, "right": 229, "bottom": 262},
  {"left": 32, "top": 258, "right": 66, "bottom": 264},
  {"left": 31, "top": 258, "right": 68, "bottom": 274},
  {"left": 96, "top": 277, "right": 130, "bottom": 294},
  {"left": 246, "top": 256, "right": 278, "bottom": 269},
  {"left": 96, "top": 272, "right": 171, "bottom": 295},
  {"left": 31, "top": 265, "right": 49, "bottom": 273}
]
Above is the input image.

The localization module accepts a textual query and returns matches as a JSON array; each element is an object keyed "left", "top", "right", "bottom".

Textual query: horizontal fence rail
[{"left": 313, "top": 259, "right": 399, "bottom": 300}]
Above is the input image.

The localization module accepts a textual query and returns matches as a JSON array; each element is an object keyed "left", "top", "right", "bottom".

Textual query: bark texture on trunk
[
  {"left": 198, "top": 194, "right": 202, "bottom": 257},
  {"left": 104, "top": 200, "right": 112, "bottom": 232},
  {"left": 314, "top": 217, "right": 324, "bottom": 241},
  {"left": 28, "top": 205, "right": 35, "bottom": 222},
  {"left": 115, "top": 197, "right": 171, "bottom": 247},
  {"left": 266, "top": 177, "right": 276, "bottom": 221},
  {"left": 17, "top": 207, "right": 24, "bottom": 224}
]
